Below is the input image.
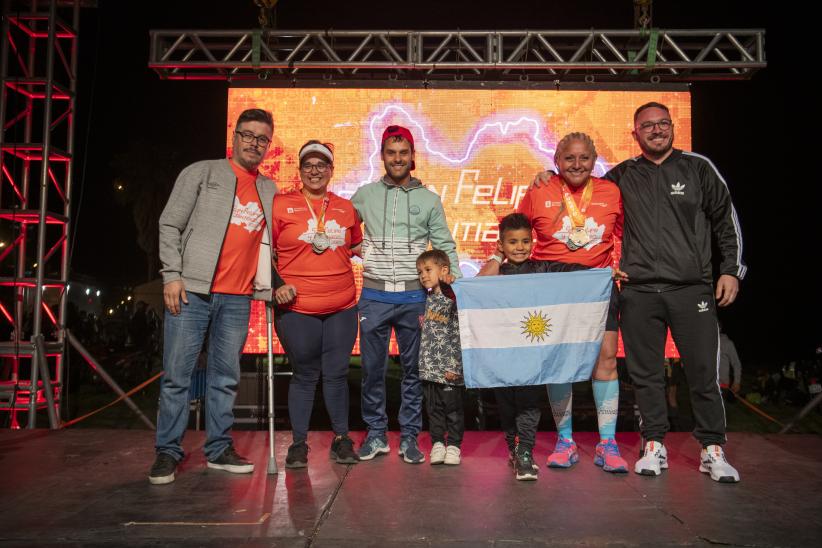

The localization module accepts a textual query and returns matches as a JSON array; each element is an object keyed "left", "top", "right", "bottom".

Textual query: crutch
[{"left": 265, "top": 301, "right": 278, "bottom": 474}]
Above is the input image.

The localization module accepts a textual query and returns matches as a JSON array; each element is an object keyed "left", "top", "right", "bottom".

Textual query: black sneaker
[
  {"left": 149, "top": 453, "right": 178, "bottom": 485},
  {"left": 206, "top": 445, "right": 254, "bottom": 474},
  {"left": 285, "top": 441, "right": 309, "bottom": 468},
  {"left": 329, "top": 435, "right": 359, "bottom": 465},
  {"left": 515, "top": 448, "right": 539, "bottom": 481}
]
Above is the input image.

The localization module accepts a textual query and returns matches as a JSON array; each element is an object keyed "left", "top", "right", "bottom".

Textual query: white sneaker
[
  {"left": 634, "top": 441, "right": 668, "bottom": 476},
  {"left": 699, "top": 445, "right": 740, "bottom": 483},
  {"left": 444, "top": 445, "right": 461, "bottom": 465},
  {"left": 430, "top": 441, "right": 446, "bottom": 465}
]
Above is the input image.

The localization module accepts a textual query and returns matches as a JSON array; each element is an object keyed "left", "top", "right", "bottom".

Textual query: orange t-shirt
[
  {"left": 272, "top": 191, "right": 363, "bottom": 315},
  {"left": 517, "top": 175, "right": 623, "bottom": 268},
  {"left": 211, "top": 161, "right": 266, "bottom": 295}
]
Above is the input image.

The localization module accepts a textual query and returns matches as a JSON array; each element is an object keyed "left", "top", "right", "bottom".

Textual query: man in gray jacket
[{"left": 149, "top": 108, "right": 277, "bottom": 485}]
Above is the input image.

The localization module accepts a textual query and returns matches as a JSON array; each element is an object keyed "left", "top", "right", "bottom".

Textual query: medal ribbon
[
  {"left": 302, "top": 192, "right": 329, "bottom": 234},
  {"left": 560, "top": 179, "right": 594, "bottom": 228}
]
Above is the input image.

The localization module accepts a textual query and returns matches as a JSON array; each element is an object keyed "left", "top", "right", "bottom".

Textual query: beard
[{"left": 639, "top": 130, "right": 674, "bottom": 160}]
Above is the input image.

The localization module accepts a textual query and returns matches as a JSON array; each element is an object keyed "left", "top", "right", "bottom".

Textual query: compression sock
[
  {"left": 547, "top": 383, "right": 573, "bottom": 440},
  {"left": 593, "top": 379, "right": 619, "bottom": 441}
]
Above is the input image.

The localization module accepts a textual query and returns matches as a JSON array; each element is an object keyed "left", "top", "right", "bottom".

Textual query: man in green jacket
[{"left": 352, "top": 125, "right": 461, "bottom": 463}]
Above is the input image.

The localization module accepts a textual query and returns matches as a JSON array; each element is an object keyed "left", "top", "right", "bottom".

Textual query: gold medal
[{"left": 560, "top": 179, "right": 594, "bottom": 251}]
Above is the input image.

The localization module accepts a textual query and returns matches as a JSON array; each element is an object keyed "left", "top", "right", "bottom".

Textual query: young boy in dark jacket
[
  {"left": 417, "top": 249, "right": 464, "bottom": 465},
  {"left": 478, "top": 213, "right": 588, "bottom": 480}
]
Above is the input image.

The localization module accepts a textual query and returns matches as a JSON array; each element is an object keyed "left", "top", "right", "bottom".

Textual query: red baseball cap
[{"left": 381, "top": 125, "right": 415, "bottom": 170}]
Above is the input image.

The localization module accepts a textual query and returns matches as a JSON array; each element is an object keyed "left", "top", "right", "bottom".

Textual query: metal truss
[
  {"left": 149, "top": 29, "right": 766, "bottom": 83},
  {"left": 0, "top": 0, "right": 79, "bottom": 428}
]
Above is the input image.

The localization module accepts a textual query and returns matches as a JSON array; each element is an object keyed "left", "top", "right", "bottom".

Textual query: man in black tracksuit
[{"left": 603, "top": 102, "right": 745, "bottom": 483}]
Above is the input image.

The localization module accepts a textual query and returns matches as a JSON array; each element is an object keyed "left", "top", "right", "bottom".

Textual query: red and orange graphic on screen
[{"left": 231, "top": 89, "right": 690, "bottom": 355}]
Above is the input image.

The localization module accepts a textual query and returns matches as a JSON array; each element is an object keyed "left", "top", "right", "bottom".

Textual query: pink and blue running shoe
[
  {"left": 546, "top": 438, "right": 579, "bottom": 468},
  {"left": 594, "top": 438, "right": 629, "bottom": 473}
]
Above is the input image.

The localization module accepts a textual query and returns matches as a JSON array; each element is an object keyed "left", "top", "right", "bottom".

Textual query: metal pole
[
  {"left": 16, "top": 0, "right": 37, "bottom": 365},
  {"left": 32, "top": 334, "right": 58, "bottom": 428},
  {"left": 27, "top": 0, "right": 59, "bottom": 428},
  {"left": 265, "top": 303, "right": 277, "bottom": 474},
  {"left": 56, "top": 0, "right": 80, "bottom": 423},
  {"left": 66, "top": 329, "right": 156, "bottom": 430},
  {"left": 779, "top": 392, "right": 822, "bottom": 434},
  {"left": 0, "top": 0, "right": 10, "bottom": 206}
]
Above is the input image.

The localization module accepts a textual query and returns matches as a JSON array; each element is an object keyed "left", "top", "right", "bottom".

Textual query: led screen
[{"left": 230, "top": 88, "right": 690, "bottom": 356}]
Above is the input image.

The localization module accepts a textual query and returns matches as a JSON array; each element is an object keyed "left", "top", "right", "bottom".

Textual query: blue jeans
[
  {"left": 358, "top": 298, "right": 426, "bottom": 438},
  {"left": 155, "top": 292, "right": 251, "bottom": 461}
]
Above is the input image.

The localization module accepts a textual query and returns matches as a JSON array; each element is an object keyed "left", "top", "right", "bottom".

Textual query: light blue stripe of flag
[
  {"left": 451, "top": 268, "right": 612, "bottom": 388},
  {"left": 454, "top": 269, "right": 612, "bottom": 309}
]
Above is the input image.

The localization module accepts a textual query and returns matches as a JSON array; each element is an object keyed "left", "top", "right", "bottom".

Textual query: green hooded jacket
[{"left": 351, "top": 176, "right": 461, "bottom": 290}]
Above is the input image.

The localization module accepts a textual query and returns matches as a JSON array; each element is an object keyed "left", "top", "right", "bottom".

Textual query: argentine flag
[{"left": 451, "top": 269, "right": 612, "bottom": 388}]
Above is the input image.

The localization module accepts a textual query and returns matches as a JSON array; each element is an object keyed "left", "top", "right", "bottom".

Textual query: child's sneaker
[
  {"left": 546, "top": 438, "right": 579, "bottom": 468},
  {"left": 594, "top": 438, "right": 629, "bottom": 473},
  {"left": 514, "top": 447, "right": 538, "bottom": 481},
  {"left": 634, "top": 440, "right": 668, "bottom": 476},
  {"left": 430, "top": 441, "right": 446, "bottom": 465},
  {"left": 699, "top": 445, "right": 740, "bottom": 483},
  {"left": 444, "top": 445, "right": 461, "bottom": 465},
  {"left": 507, "top": 442, "right": 516, "bottom": 467}
]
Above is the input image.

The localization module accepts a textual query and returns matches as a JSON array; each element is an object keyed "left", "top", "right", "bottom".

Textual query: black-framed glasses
[
  {"left": 637, "top": 119, "right": 673, "bottom": 133},
  {"left": 300, "top": 162, "right": 330, "bottom": 173},
  {"left": 235, "top": 131, "right": 271, "bottom": 147}
]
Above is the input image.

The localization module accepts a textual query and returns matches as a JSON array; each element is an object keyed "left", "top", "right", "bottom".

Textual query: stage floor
[{"left": 0, "top": 430, "right": 820, "bottom": 547}]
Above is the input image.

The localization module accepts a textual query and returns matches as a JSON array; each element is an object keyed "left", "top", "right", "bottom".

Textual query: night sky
[{"left": 69, "top": 1, "right": 814, "bottom": 365}]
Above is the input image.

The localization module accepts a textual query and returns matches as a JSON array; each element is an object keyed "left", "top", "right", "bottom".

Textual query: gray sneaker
[
  {"left": 358, "top": 435, "right": 390, "bottom": 460},
  {"left": 398, "top": 436, "right": 425, "bottom": 464}
]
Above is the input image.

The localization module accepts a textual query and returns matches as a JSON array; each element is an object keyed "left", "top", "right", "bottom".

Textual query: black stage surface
[{"left": 1, "top": 430, "right": 820, "bottom": 547}]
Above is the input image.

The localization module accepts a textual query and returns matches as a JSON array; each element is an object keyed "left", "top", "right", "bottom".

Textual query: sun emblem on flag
[{"left": 520, "top": 310, "right": 552, "bottom": 343}]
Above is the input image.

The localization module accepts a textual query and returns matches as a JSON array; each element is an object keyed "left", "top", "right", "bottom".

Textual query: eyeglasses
[
  {"left": 235, "top": 131, "right": 271, "bottom": 147},
  {"left": 637, "top": 119, "right": 673, "bottom": 133},
  {"left": 300, "top": 162, "right": 330, "bottom": 173}
]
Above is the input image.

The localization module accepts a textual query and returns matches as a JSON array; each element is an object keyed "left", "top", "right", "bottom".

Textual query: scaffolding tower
[{"left": 0, "top": 0, "right": 79, "bottom": 428}]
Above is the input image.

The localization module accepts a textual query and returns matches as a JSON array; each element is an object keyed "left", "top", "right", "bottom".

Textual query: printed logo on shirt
[
  {"left": 544, "top": 200, "right": 562, "bottom": 208},
  {"left": 298, "top": 219, "right": 347, "bottom": 250},
  {"left": 552, "top": 215, "right": 606, "bottom": 250},
  {"left": 697, "top": 301, "right": 709, "bottom": 313},
  {"left": 409, "top": 205, "right": 421, "bottom": 215},
  {"left": 230, "top": 197, "right": 264, "bottom": 233},
  {"left": 591, "top": 201, "right": 609, "bottom": 207},
  {"left": 670, "top": 182, "right": 686, "bottom": 195},
  {"left": 286, "top": 207, "right": 308, "bottom": 214}
]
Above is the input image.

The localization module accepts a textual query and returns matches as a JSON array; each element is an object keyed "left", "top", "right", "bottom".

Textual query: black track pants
[
  {"left": 424, "top": 382, "right": 465, "bottom": 447},
  {"left": 494, "top": 386, "right": 542, "bottom": 452},
  {"left": 620, "top": 284, "right": 726, "bottom": 447}
]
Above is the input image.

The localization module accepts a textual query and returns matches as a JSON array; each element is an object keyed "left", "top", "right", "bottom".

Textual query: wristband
[{"left": 489, "top": 254, "right": 503, "bottom": 264}]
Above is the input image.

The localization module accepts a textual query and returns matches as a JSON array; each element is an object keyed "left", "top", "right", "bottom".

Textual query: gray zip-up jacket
[{"left": 159, "top": 159, "right": 277, "bottom": 300}]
